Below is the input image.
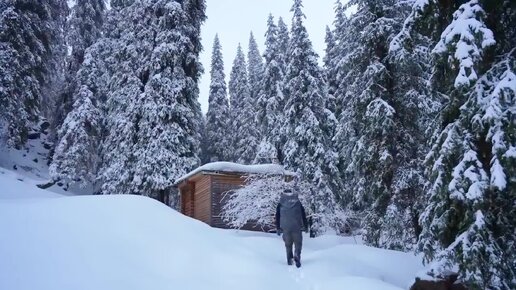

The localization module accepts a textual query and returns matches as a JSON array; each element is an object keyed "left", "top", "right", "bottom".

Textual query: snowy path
[
  {"left": 228, "top": 230, "right": 419, "bottom": 290},
  {"left": 0, "top": 171, "right": 423, "bottom": 290}
]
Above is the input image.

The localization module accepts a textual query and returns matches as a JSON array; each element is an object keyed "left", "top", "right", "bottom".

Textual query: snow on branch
[{"left": 433, "top": 0, "right": 495, "bottom": 88}]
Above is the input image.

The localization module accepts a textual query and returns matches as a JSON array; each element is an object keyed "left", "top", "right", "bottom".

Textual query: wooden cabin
[{"left": 174, "top": 162, "right": 294, "bottom": 231}]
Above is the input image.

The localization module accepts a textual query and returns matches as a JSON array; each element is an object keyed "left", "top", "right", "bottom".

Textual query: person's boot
[
  {"left": 286, "top": 250, "right": 294, "bottom": 265},
  {"left": 294, "top": 255, "right": 301, "bottom": 268}
]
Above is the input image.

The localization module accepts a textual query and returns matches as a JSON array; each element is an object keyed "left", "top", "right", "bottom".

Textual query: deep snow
[{"left": 1, "top": 168, "right": 423, "bottom": 290}]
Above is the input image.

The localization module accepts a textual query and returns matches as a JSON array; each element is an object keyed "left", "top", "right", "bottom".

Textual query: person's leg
[
  {"left": 293, "top": 230, "right": 303, "bottom": 267},
  {"left": 282, "top": 231, "right": 294, "bottom": 265}
]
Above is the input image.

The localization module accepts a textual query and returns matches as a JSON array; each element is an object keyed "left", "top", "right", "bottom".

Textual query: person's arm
[
  {"left": 301, "top": 205, "right": 308, "bottom": 231},
  {"left": 275, "top": 203, "right": 281, "bottom": 231}
]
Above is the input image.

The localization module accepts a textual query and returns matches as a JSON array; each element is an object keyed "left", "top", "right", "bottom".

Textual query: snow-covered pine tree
[
  {"left": 130, "top": 0, "right": 205, "bottom": 202},
  {"left": 204, "top": 35, "right": 231, "bottom": 162},
  {"left": 229, "top": 44, "right": 260, "bottom": 164},
  {"left": 323, "top": 26, "right": 337, "bottom": 114},
  {"left": 49, "top": 86, "right": 101, "bottom": 188},
  {"left": 51, "top": 3, "right": 126, "bottom": 190},
  {"left": 417, "top": 1, "right": 515, "bottom": 289},
  {"left": 385, "top": 0, "right": 447, "bottom": 250},
  {"left": 277, "top": 17, "right": 290, "bottom": 77},
  {"left": 42, "top": 0, "right": 69, "bottom": 120},
  {"left": 255, "top": 15, "right": 285, "bottom": 164},
  {"left": 52, "top": 0, "right": 105, "bottom": 138},
  {"left": 326, "top": 0, "right": 351, "bottom": 120},
  {"left": 247, "top": 32, "right": 264, "bottom": 105},
  {"left": 332, "top": 0, "right": 429, "bottom": 249},
  {"left": 283, "top": 0, "right": 345, "bottom": 235},
  {"left": 0, "top": 0, "right": 68, "bottom": 148},
  {"left": 99, "top": 0, "right": 205, "bottom": 200}
]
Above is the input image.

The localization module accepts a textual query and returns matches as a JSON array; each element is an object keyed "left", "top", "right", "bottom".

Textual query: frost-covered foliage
[
  {"left": 282, "top": 0, "right": 344, "bottom": 236},
  {"left": 255, "top": 15, "right": 286, "bottom": 164},
  {"left": 229, "top": 44, "right": 260, "bottom": 164},
  {"left": 222, "top": 173, "right": 348, "bottom": 234},
  {"left": 221, "top": 174, "right": 304, "bottom": 230},
  {"left": 204, "top": 35, "right": 231, "bottom": 162},
  {"left": 0, "top": 0, "right": 68, "bottom": 148}
]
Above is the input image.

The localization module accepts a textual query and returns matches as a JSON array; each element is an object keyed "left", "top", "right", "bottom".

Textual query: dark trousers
[{"left": 282, "top": 230, "right": 303, "bottom": 261}]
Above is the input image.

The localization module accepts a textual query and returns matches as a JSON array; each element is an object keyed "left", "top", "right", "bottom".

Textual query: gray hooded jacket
[{"left": 275, "top": 192, "right": 307, "bottom": 232}]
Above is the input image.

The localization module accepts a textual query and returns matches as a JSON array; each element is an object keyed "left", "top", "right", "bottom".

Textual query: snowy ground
[
  {"left": 0, "top": 170, "right": 423, "bottom": 290},
  {"left": 0, "top": 136, "right": 423, "bottom": 290}
]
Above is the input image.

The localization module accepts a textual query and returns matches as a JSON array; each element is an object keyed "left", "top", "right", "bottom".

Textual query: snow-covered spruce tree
[
  {"left": 204, "top": 35, "right": 231, "bottom": 162},
  {"left": 229, "top": 44, "right": 260, "bottom": 164},
  {"left": 332, "top": 0, "right": 418, "bottom": 248},
  {"left": 49, "top": 86, "right": 101, "bottom": 188},
  {"left": 52, "top": 0, "right": 105, "bottom": 137},
  {"left": 276, "top": 17, "right": 290, "bottom": 78},
  {"left": 323, "top": 26, "right": 338, "bottom": 114},
  {"left": 247, "top": 32, "right": 264, "bottom": 105},
  {"left": 97, "top": 0, "right": 205, "bottom": 200},
  {"left": 329, "top": 0, "right": 352, "bottom": 120},
  {"left": 282, "top": 0, "right": 345, "bottom": 236},
  {"left": 255, "top": 15, "right": 285, "bottom": 164},
  {"left": 417, "top": 1, "right": 516, "bottom": 289},
  {"left": 50, "top": 3, "right": 125, "bottom": 190},
  {"left": 0, "top": 0, "right": 68, "bottom": 148},
  {"left": 363, "top": 0, "right": 446, "bottom": 250}
]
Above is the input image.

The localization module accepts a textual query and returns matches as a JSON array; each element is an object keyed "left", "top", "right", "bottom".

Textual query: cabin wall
[
  {"left": 193, "top": 175, "right": 212, "bottom": 224},
  {"left": 210, "top": 174, "right": 245, "bottom": 228}
]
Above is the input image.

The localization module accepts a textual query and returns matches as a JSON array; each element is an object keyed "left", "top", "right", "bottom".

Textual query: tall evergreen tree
[
  {"left": 52, "top": 0, "right": 206, "bottom": 199},
  {"left": 100, "top": 0, "right": 205, "bottom": 199},
  {"left": 276, "top": 17, "right": 290, "bottom": 76},
  {"left": 283, "top": 0, "right": 345, "bottom": 235},
  {"left": 323, "top": 26, "right": 338, "bottom": 114},
  {"left": 413, "top": 1, "right": 516, "bottom": 288},
  {"left": 332, "top": 0, "right": 429, "bottom": 249},
  {"left": 0, "top": 0, "right": 68, "bottom": 148},
  {"left": 52, "top": 0, "right": 105, "bottom": 137},
  {"left": 255, "top": 15, "right": 285, "bottom": 164},
  {"left": 229, "top": 44, "right": 259, "bottom": 164},
  {"left": 205, "top": 35, "right": 231, "bottom": 162},
  {"left": 247, "top": 32, "right": 264, "bottom": 103}
]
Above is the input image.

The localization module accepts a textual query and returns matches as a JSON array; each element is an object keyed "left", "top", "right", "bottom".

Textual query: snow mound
[{"left": 175, "top": 161, "right": 295, "bottom": 184}]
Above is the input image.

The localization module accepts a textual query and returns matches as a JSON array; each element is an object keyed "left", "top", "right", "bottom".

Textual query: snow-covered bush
[{"left": 222, "top": 173, "right": 349, "bottom": 236}]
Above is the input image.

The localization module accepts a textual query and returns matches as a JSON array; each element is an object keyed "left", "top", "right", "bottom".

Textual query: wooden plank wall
[
  {"left": 193, "top": 175, "right": 211, "bottom": 224},
  {"left": 180, "top": 183, "right": 194, "bottom": 218},
  {"left": 210, "top": 174, "right": 245, "bottom": 228}
]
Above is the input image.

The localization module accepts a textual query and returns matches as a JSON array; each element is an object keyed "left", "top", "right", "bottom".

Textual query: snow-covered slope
[
  {"left": 0, "top": 172, "right": 423, "bottom": 290},
  {"left": 0, "top": 121, "right": 93, "bottom": 196}
]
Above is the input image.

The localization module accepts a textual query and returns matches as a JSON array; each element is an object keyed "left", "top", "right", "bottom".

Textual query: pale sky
[{"left": 199, "top": 0, "right": 337, "bottom": 113}]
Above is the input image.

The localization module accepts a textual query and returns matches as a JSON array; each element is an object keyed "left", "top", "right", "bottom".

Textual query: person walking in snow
[{"left": 275, "top": 188, "right": 308, "bottom": 268}]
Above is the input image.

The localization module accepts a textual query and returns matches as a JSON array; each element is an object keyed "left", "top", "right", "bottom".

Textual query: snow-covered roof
[{"left": 174, "top": 162, "right": 295, "bottom": 185}]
